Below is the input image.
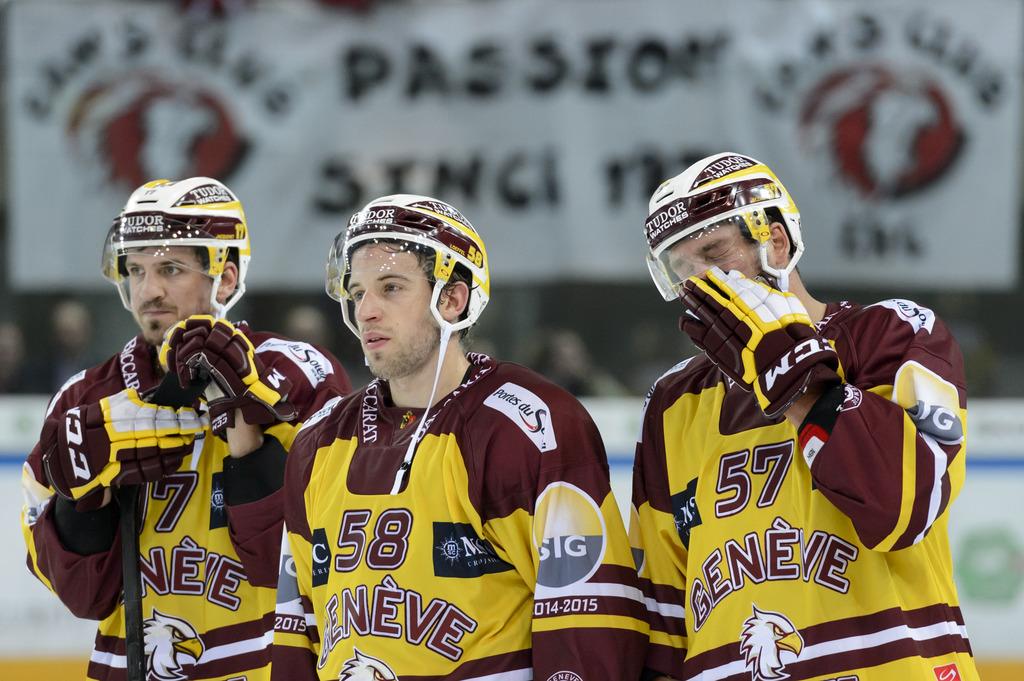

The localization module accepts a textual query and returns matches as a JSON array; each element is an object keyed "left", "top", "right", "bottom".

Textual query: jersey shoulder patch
[
  {"left": 869, "top": 299, "right": 936, "bottom": 335},
  {"left": 656, "top": 356, "right": 698, "bottom": 387},
  {"left": 483, "top": 381, "right": 557, "bottom": 452},
  {"left": 45, "top": 369, "right": 87, "bottom": 417},
  {"left": 297, "top": 395, "right": 343, "bottom": 435},
  {"left": 255, "top": 337, "right": 334, "bottom": 388}
]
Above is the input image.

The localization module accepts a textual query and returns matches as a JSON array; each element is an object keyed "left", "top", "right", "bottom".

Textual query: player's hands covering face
[{"left": 679, "top": 267, "right": 841, "bottom": 418}]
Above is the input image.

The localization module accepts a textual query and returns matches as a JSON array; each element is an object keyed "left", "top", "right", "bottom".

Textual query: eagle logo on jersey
[
  {"left": 143, "top": 609, "right": 204, "bottom": 681},
  {"left": 739, "top": 605, "right": 803, "bottom": 681},
  {"left": 338, "top": 648, "right": 398, "bottom": 681}
]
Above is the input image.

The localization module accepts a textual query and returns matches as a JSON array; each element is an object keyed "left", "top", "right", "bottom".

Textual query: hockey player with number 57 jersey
[
  {"left": 272, "top": 195, "right": 648, "bottom": 680},
  {"left": 633, "top": 154, "right": 977, "bottom": 681}
]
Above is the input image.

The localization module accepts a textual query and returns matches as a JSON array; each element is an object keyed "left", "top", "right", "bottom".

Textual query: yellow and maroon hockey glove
[
  {"left": 679, "top": 266, "right": 841, "bottom": 419},
  {"left": 41, "top": 388, "right": 205, "bottom": 509},
  {"left": 160, "top": 315, "right": 297, "bottom": 436}
]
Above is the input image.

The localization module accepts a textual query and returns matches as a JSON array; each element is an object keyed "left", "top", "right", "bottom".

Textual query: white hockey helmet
[
  {"left": 644, "top": 152, "right": 803, "bottom": 297},
  {"left": 101, "top": 177, "right": 251, "bottom": 315},
  {"left": 326, "top": 194, "right": 490, "bottom": 338}
]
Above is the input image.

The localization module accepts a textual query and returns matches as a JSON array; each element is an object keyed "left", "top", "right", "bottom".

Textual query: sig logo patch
[
  {"left": 209, "top": 472, "right": 227, "bottom": 529},
  {"left": 534, "top": 482, "right": 606, "bottom": 588},
  {"left": 671, "top": 478, "right": 702, "bottom": 549},
  {"left": 433, "top": 522, "right": 514, "bottom": 578},
  {"left": 893, "top": 360, "right": 964, "bottom": 445},
  {"left": 276, "top": 536, "right": 300, "bottom": 604},
  {"left": 311, "top": 528, "right": 332, "bottom": 587},
  {"left": 483, "top": 382, "right": 557, "bottom": 452}
]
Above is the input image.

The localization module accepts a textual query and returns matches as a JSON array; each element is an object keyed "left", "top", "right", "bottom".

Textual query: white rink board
[{"left": 1, "top": 397, "right": 1021, "bottom": 657}]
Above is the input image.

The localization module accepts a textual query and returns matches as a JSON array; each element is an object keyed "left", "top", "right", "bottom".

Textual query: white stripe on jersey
[
  {"left": 90, "top": 649, "right": 126, "bottom": 668},
  {"left": 46, "top": 369, "right": 86, "bottom": 417},
  {"left": 685, "top": 618, "right": 969, "bottom": 681},
  {"left": 535, "top": 581, "right": 645, "bottom": 604},
  {"left": 644, "top": 596, "right": 686, "bottom": 620},
  {"left": 188, "top": 433, "right": 206, "bottom": 472},
  {"left": 200, "top": 633, "right": 270, "bottom": 662},
  {"left": 463, "top": 668, "right": 532, "bottom": 681},
  {"left": 91, "top": 632, "right": 271, "bottom": 671},
  {"left": 914, "top": 432, "right": 948, "bottom": 545}
]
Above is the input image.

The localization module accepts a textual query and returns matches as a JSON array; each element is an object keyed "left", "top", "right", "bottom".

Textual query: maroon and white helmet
[
  {"left": 325, "top": 194, "right": 491, "bottom": 338},
  {"left": 101, "top": 177, "right": 251, "bottom": 314},
  {"left": 644, "top": 153, "right": 803, "bottom": 296}
]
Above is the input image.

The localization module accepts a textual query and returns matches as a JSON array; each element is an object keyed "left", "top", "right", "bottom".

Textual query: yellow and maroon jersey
[
  {"left": 273, "top": 354, "right": 648, "bottom": 680},
  {"left": 633, "top": 299, "right": 976, "bottom": 681},
  {"left": 21, "top": 327, "right": 350, "bottom": 681}
]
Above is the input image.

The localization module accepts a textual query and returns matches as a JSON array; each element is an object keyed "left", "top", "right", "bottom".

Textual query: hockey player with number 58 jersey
[
  {"left": 633, "top": 154, "right": 977, "bottom": 681},
  {"left": 272, "top": 195, "right": 648, "bottom": 680}
]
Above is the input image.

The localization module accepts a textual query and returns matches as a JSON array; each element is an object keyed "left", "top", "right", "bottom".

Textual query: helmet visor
[
  {"left": 647, "top": 217, "right": 760, "bottom": 300},
  {"left": 102, "top": 213, "right": 242, "bottom": 282},
  {"left": 645, "top": 177, "right": 782, "bottom": 252},
  {"left": 106, "top": 244, "right": 216, "bottom": 311},
  {"left": 326, "top": 233, "right": 434, "bottom": 303}
]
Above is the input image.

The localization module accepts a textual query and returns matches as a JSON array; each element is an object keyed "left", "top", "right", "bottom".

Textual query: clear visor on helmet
[
  {"left": 327, "top": 233, "right": 440, "bottom": 338},
  {"left": 108, "top": 244, "right": 217, "bottom": 309},
  {"left": 647, "top": 216, "right": 760, "bottom": 300},
  {"left": 102, "top": 214, "right": 238, "bottom": 281},
  {"left": 326, "top": 234, "right": 434, "bottom": 302}
]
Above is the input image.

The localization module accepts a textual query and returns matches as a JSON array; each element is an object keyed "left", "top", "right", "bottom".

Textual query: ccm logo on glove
[
  {"left": 63, "top": 407, "right": 91, "bottom": 481},
  {"left": 764, "top": 337, "right": 833, "bottom": 391}
]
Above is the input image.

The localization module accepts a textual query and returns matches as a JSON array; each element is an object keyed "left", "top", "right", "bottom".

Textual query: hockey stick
[
  {"left": 114, "top": 484, "right": 145, "bottom": 681},
  {"left": 119, "top": 373, "right": 208, "bottom": 681}
]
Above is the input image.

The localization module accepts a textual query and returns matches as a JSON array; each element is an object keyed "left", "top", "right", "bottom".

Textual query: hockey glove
[
  {"left": 679, "top": 266, "right": 841, "bottom": 419},
  {"left": 159, "top": 315, "right": 297, "bottom": 436},
  {"left": 41, "top": 388, "right": 205, "bottom": 509}
]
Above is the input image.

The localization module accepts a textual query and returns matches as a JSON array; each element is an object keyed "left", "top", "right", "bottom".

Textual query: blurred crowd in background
[{"left": 3, "top": 276, "right": 1016, "bottom": 399}]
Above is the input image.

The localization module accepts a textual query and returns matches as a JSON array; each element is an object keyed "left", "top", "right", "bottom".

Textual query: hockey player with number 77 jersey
[{"left": 21, "top": 177, "right": 350, "bottom": 681}]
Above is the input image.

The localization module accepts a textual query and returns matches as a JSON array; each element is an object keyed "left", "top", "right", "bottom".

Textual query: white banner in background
[{"left": 5, "top": 0, "right": 1020, "bottom": 290}]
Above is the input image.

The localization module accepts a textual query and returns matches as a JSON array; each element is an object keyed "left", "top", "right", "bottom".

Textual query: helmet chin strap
[
  {"left": 389, "top": 280, "right": 456, "bottom": 495},
  {"left": 755, "top": 224, "right": 804, "bottom": 293},
  {"left": 757, "top": 242, "right": 791, "bottom": 292},
  {"left": 209, "top": 273, "right": 227, "bottom": 318}
]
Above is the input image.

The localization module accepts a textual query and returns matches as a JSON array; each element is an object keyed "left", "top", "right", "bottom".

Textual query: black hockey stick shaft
[
  {"left": 115, "top": 483, "right": 145, "bottom": 681},
  {"left": 120, "top": 373, "right": 208, "bottom": 681}
]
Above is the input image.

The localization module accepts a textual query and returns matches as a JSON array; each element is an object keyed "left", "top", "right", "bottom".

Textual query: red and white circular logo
[
  {"left": 799, "top": 65, "right": 963, "bottom": 199},
  {"left": 67, "top": 76, "right": 247, "bottom": 188}
]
